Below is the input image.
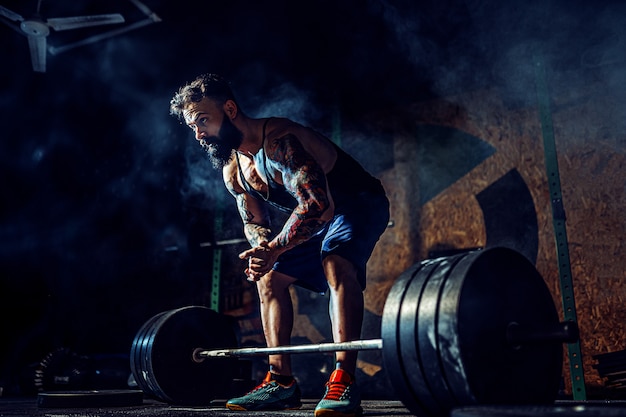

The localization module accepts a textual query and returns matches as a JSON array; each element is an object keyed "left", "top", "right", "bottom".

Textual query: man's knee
[
  {"left": 256, "top": 270, "right": 296, "bottom": 300},
  {"left": 323, "top": 255, "right": 361, "bottom": 289}
]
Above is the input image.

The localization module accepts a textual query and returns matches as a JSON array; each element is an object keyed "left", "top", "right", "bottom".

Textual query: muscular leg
[
  {"left": 323, "top": 254, "right": 364, "bottom": 375},
  {"left": 256, "top": 270, "right": 298, "bottom": 376}
]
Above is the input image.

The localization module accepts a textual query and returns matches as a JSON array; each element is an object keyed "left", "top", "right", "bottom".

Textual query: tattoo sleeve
[
  {"left": 234, "top": 193, "right": 272, "bottom": 247},
  {"left": 268, "top": 134, "right": 331, "bottom": 251},
  {"left": 225, "top": 174, "right": 272, "bottom": 248},
  {"left": 244, "top": 224, "right": 272, "bottom": 247}
]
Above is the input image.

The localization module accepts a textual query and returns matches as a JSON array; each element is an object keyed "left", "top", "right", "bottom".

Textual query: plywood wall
[{"left": 370, "top": 81, "right": 625, "bottom": 397}]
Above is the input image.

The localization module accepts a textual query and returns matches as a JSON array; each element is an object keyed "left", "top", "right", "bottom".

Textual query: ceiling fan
[{"left": 0, "top": 0, "right": 125, "bottom": 72}]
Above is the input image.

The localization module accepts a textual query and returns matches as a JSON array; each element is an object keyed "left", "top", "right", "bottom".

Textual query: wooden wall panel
[{"left": 371, "top": 83, "right": 625, "bottom": 397}]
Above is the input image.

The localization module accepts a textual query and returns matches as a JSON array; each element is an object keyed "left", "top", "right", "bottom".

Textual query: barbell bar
[
  {"left": 193, "top": 339, "right": 384, "bottom": 360},
  {"left": 192, "top": 320, "right": 578, "bottom": 361},
  {"left": 130, "top": 247, "right": 578, "bottom": 416}
]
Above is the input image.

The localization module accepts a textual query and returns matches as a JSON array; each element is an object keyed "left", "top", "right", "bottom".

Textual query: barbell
[{"left": 130, "top": 247, "right": 578, "bottom": 416}]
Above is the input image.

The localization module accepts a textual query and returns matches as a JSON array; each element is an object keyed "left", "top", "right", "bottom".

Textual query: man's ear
[{"left": 223, "top": 99, "right": 238, "bottom": 119}]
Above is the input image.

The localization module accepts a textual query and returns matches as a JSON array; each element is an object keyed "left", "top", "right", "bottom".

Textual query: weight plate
[
  {"left": 130, "top": 311, "right": 166, "bottom": 396},
  {"left": 416, "top": 254, "right": 464, "bottom": 410},
  {"left": 453, "top": 247, "right": 562, "bottom": 405},
  {"left": 452, "top": 404, "right": 626, "bottom": 417},
  {"left": 437, "top": 250, "right": 483, "bottom": 405},
  {"left": 131, "top": 306, "right": 238, "bottom": 405},
  {"left": 140, "top": 311, "right": 171, "bottom": 400},
  {"left": 384, "top": 247, "right": 564, "bottom": 417},
  {"left": 381, "top": 262, "right": 432, "bottom": 417},
  {"left": 37, "top": 389, "right": 143, "bottom": 408},
  {"left": 399, "top": 258, "right": 448, "bottom": 416}
]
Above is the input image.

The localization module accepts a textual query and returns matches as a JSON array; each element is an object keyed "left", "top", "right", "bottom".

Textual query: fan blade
[
  {"left": 47, "top": 13, "right": 124, "bottom": 31},
  {"left": 0, "top": 14, "right": 25, "bottom": 36},
  {"left": 129, "top": 0, "right": 153, "bottom": 17},
  {"left": 128, "top": 0, "right": 161, "bottom": 22},
  {"left": 0, "top": 5, "right": 24, "bottom": 22},
  {"left": 49, "top": 18, "right": 154, "bottom": 55},
  {"left": 26, "top": 34, "right": 47, "bottom": 72}
]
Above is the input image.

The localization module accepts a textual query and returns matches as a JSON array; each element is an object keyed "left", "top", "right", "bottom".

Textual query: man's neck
[{"left": 237, "top": 117, "right": 267, "bottom": 157}]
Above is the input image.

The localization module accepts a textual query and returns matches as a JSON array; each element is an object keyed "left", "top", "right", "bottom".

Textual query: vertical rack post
[{"left": 534, "top": 56, "right": 587, "bottom": 400}]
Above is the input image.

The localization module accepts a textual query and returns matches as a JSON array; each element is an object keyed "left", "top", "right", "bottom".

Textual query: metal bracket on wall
[
  {"left": 210, "top": 206, "right": 223, "bottom": 313},
  {"left": 534, "top": 55, "right": 587, "bottom": 400}
]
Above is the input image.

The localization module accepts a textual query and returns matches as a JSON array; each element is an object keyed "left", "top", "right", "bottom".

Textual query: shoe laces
[
  {"left": 248, "top": 372, "right": 275, "bottom": 393},
  {"left": 323, "top": 369, "right": 352, "bottom": 401},
  {"left": 249, "top": 372, "right": 293, "bottom": 393}
]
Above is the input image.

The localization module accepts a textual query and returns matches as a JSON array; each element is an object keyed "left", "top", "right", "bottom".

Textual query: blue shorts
[{"left": 271, "top": 191, "right": 390, "bottom": 293}]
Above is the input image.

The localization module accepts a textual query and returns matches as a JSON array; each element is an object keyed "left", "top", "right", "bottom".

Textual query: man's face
[{"left": 183, "top": 97, "right": 243, "bottom": 169}]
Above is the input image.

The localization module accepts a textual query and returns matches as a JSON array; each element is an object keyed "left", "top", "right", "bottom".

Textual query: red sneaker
[{"left": 315, "top": 368, "right": 362, "bottom": 417}]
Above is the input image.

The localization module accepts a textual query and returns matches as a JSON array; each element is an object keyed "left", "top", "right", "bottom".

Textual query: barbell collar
[
  {"left": 194, "top": 339, "right": 383, "bottom": 361},
  {"left": 506, "top": 321, "right": 579, "bottom": 346}
]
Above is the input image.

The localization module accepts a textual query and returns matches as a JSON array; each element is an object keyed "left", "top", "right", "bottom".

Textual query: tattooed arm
[
  {"left": 266, "top": 133, "right": 334, "bottom": 253},
  {"left": 223, "top": 162, "right": 272, "bottom": 248}
]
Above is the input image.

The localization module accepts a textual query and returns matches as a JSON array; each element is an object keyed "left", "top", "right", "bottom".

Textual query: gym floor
[
  {"left": 2, "top": 394, "right": 626, "bottom": 417},
  {"left": 0, "top": 395, "right": 414, "bottom": 417}
]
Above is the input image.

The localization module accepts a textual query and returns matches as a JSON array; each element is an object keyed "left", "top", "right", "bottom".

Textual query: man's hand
[{"left": 238, "top": 241, "right": 279, "bottom": 281}]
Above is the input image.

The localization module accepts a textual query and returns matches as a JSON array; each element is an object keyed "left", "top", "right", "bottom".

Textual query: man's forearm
[
  {"left": 244, "top": 223, "right": 272, "bottom": 247},
  {"left": 270, "top": 210, "right": 327, "bottom": 254}
]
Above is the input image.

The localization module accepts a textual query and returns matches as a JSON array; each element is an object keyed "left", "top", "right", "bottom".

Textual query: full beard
[{"left": 200, "top": 114, "right": 243, "bottom": 169}]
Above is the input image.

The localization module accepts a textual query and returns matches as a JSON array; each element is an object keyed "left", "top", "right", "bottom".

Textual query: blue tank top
[{"left": 235, "top": 119, "right": 384, "bottom": 213}]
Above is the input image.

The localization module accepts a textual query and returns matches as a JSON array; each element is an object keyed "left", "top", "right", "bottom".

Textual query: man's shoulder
[
  {"left": 266, "top": 117, "right": 309, "bottom": 139},
  {"left": 267, "top": 117, "right": 303, "bottom": 135},
  {"left": 268, "top": 117, "right": 300, "bottom": 128},
  {"left": 266, "top": 118, "right": 333, "bottom": 149}
]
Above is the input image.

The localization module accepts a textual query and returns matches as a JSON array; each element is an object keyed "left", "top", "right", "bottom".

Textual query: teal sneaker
[
  {"left": 226, "top": 371, "right": 302, "bottom": 411},
  {"left": 315, "top": 368, "right": 362, "bottom": 417}
]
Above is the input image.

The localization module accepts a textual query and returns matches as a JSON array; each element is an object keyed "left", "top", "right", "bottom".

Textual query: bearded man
[{"left": 169, "top": 73, "right": 389, "bottom": 417}]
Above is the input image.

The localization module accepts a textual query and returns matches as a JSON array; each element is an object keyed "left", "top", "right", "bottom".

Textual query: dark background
[{"left": 1, "top": 0, "right": 624, "bottom": 395}]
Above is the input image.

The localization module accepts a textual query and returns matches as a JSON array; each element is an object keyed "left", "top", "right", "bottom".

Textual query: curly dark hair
[{"left": 169, "top": 73, "right": 236, "bottom": 121}]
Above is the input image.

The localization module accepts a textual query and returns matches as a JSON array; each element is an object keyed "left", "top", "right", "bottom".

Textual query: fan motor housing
[{"left": 20, "top": 20, "right": 50, "bottom": 36}]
